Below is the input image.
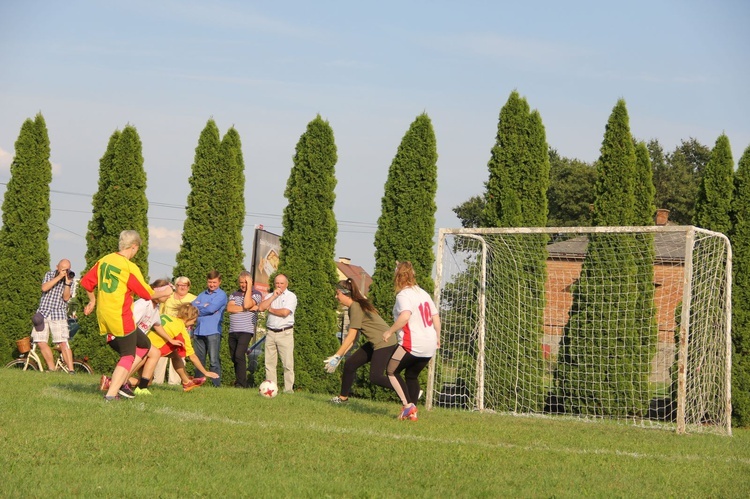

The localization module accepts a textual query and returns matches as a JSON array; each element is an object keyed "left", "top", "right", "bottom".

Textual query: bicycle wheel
[
  {"left": 5, "top": 358, "right": 39, "bottom": 371},
  {"left": 72, "top": 360, "right": 93, "bottom": 374}
]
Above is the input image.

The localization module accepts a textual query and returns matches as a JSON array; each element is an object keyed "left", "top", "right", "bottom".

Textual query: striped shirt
[{"left": 229, "top": 288, "right": 262, "bottom": 334}]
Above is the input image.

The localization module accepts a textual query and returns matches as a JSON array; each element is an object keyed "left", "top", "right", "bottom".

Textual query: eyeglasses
[{"left": 176, "top": 284, "right": 189, "bottom": 288}]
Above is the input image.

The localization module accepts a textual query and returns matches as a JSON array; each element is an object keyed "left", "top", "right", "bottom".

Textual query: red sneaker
[
  {"left": 182, "top": 380, "right": 198, "bottom": 392},
  {"left": 99, "top": 375, "right": 111, "bottom": 391},
  {"left": 192, "top": 377, "right": 207, "bottom": 387}
]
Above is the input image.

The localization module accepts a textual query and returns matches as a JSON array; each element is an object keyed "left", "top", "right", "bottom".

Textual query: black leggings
[
  {"left": 340, "top": 343, "right": 397, "bottom": 397},
  {"left": 386, "top": 346, "right": 431, "bottom": 405}
]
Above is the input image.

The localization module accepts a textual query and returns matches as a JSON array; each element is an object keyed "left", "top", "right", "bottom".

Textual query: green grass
[{"left": 0, "top": 369, "right": 747, "bottom": 498}]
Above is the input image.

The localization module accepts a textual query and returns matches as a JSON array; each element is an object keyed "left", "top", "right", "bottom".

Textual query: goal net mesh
[{"left": 428, "top": 226, "right": 731, "bottom": 435}]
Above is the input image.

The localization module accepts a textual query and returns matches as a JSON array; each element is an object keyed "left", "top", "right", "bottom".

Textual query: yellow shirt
[
  {"left": 80, "top": 252, "right": 153, "bottom": 337},
  {"left": 148, "top": 315, "right": 195, "bottom": 357},
  {"left": 160, "top": 292, "right": 197, "bottom": 317}
]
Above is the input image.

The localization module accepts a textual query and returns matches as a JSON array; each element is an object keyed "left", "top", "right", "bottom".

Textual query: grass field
[{"left": 0, "top": 368, "right": 747, "bottom": 498}]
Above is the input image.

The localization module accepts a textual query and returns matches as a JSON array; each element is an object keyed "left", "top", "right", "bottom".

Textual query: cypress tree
[
  {"left": 730, "top": 145, "right": 750, "bottom": 427},
  {"left": 0, "top": 114, "right": 52, "bottom": 361},
  {"left": 76, "top": 125, "right": 150, "bottom": 372},
  {"left": 479, "top": 92, "right": 550, "bottom": 412},
  {"left": 695, "top": 134, "right": 734, "bottom": 234},
  {"left": 633, "top": 140, "right": 658, "bottom": 414},
  {"left": 84, "top": 130, "right": 121, "bottom": 266},
  {"left": 174, "top": 120, "right": 247, "bottom": 385},
  {"left": 220, "top": 126, "right": 245, "bottom": 279},
  {"left": 370, "top": 113, "right": 438, "bottom": 317},
  {"left": 276, "top": 115, "right": 339, "bottom": 393},
  {"left": 555, "top": 99, "right": 649, "bottom": 417},
  {"left": 174, "top": 119, "right": 224, "bottom": 290}
]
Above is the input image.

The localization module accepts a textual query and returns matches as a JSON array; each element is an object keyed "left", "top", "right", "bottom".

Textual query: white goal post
[{"left": 427, "top": 225, "right": 732, "bottom": 435}]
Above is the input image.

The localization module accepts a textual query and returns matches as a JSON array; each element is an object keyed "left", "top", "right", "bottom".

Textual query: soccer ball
[{"left": 258, "top": 380, "right": 278, "bottom": 398}]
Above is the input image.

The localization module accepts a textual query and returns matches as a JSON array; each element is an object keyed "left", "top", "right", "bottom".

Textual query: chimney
[
  {"left": 338, "top": 257, "right": 351, "bottom": 265},
  {"left": 655, "top": 209, "right": 670, "bottom": 226}
]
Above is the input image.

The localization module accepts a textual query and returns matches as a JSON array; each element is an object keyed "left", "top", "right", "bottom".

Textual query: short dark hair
[{"left": 207, "top": 270, "right": 221, "bottom": 280}]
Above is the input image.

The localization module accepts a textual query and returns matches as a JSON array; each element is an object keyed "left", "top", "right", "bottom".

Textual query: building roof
[
  {"left": 546, "top": 231, "right": 687, "bottom": 263},
  {"left": 336, "top": 261, "right": 373, "bottom": 296}
]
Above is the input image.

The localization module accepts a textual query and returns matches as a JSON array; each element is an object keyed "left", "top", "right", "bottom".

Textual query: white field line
[{"left": 39, "top": 387, "right": 749, "bottom": 466}]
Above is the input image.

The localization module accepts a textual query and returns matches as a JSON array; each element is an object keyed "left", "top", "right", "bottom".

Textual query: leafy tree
[
  {"left": 75, "top": 125, "right": 150, "bottom": 372},
  {"left": 730, "top": 145, "right": 750, "bottom": 427},
  {"left": 0, "top": 114, "right": 52, "bottom": 361},
  {"left": 555, "top": 99, "right": 652, "bottom": 417},
  {"left": 275, "top": 115, "right": 340, "bottom": 393},
  {"left": 370, "top": 113, "right": 438, "bottom": 317},
  {"left": 661, "top": 138, "right": 710, "bottom": 224},
  {"left": 452, "top": 195, "right": 486, "bottom": 228},
  {"left": 547, "top": 148, "right": 596, "bottom": 227},
  {"left": 695, "top": 134, "right": 734, "bottom": 234}
]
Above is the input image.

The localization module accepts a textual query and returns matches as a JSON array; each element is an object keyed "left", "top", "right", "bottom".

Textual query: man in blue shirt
[{"left": 192, "top": 270, "right": 228, "bottom": 387}]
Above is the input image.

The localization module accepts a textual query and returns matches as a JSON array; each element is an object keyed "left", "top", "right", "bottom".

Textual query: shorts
[
  {"left": 157, "top": 333, "right": 187, "bottom": 359},
  {"left": 31, "top": 319, "right": 69, "bottom": 344},
  {"left": 106, "top": 330, "right": 139, "bottom": 357}
]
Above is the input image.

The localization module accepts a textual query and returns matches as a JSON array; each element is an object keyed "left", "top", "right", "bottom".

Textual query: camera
[{"left": 56, "top": 269, "right": 75, "bottom": 279}]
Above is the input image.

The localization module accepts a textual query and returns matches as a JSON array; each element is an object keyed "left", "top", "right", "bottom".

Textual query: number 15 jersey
[{"left": 393, "top": 286, "right": 438, "bottom": 358}]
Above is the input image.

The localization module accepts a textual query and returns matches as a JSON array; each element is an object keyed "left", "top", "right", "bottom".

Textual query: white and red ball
[{"left": 258, "top": 380, "right": 279, "bottom": 398}]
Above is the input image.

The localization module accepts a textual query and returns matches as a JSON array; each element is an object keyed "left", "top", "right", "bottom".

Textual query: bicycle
[{"left": 5, "top": 333, "right": 93, "bottom": 374}]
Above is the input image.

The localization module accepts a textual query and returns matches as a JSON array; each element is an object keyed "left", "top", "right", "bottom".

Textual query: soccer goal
[{"left": 427, "top": 226, "right": 732, "bottom": 435}]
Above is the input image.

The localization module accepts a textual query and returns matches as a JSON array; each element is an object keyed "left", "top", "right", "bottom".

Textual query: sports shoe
[
  {"left": 134, "top": 387, "right": 152, "bottom": 396},
  {"left": 99, "top": 375, "right": 111, "bottom": 391},
  {"left": 182, "top": 380, "right": 199, "bottom": 392},
  {"left": 192, "top": 377, "right": 207, "bottom": 387},
  {"left": 408, "top": 410, "right": 418, "bottom": 421},
  {"left": 118, "top": 383, "right": 136, "bottom": 399},
  {"left": 398, "top": 403, "right": 417, "bottom": 420},
  {"left": 330, "top": 396, "right": 349, "bottom": 404},
  {"left": 103, "top": 395, "right": 120, "bottom": 402}
]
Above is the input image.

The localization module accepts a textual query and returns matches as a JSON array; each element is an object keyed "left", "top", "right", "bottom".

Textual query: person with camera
[{"left": 32, "top": 259, "right": 76, "bottom": 372}]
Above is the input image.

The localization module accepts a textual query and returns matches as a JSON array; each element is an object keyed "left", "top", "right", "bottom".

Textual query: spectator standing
[
  {"left": 32, "top": 259, "right": 75, "bottom": 372},
  {"left": 258, "top": 274, "right": 297, "bottom": 393},
  {"left": 226, "top": 270, "right": 262, "bottom": 388},
  {"left": 191, "top": 270, "right": 227, "bottom": 387}
]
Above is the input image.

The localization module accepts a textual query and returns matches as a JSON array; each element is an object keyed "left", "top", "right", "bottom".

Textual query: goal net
[{"left": 427, "top": 226, "right": 732, "bottom": 435}]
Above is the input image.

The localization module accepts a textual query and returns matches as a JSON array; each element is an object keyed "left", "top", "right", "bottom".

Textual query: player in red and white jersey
[{"left": 382, "top": 261, "right": 441, "bottom": 421}]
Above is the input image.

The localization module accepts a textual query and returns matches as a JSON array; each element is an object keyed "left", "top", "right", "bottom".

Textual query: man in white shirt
[{"left": 258, "top": 274, "right": 297, "bottom": 393}]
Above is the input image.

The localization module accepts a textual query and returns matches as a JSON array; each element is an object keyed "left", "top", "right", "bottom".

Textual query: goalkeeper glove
[{"left": 323, "top": 355, "right": 341, "bottom": 373}]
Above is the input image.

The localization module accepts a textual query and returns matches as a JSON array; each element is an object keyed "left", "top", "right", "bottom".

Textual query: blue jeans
[{"left": 193, "top": 333, "right": 222, "bottom": 387}]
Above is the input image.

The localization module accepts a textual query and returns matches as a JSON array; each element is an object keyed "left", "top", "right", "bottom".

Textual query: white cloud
[
  {"left": 149, "top": 226, "right": 182, "bottom": 252},
  {"left": 425, "top": 32, "right": 593, "bottom": 66},
  {"left": 0, "top": 146, "right": 12, "bottom": 172}
]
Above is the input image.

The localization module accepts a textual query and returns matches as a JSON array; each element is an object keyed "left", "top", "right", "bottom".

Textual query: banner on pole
[{"left": 250, "top": 227, "right": 281, "bottom": 295}]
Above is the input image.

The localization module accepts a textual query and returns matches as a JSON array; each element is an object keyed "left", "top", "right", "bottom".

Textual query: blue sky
[{"left": 0, "top": 0, "right": 748, "bottom": 278}]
